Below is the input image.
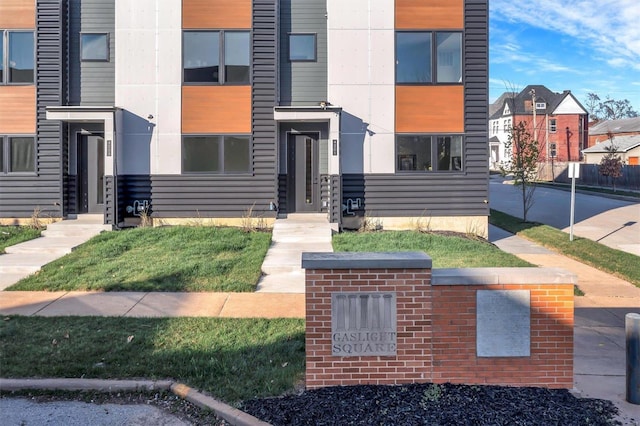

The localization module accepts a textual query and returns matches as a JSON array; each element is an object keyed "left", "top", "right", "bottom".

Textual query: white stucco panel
[
  {"left": 327, "top": 30, "right": 370, "bottom": 85},
  {"left": 327, "top": 0, "right": 394, "bottom": 30},
  {"left": 553, "top": 95, "right": 587, "bottom": 115}
]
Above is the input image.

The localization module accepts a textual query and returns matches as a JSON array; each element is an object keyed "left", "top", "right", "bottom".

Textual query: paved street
[{"left": 489, "top": 177, "right": 640, "bottom": 256}]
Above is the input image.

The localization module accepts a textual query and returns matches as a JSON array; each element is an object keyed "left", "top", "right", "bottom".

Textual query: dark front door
[
  {"left": 78, "top": 134, "right": 105, "bottom": 214},
  {"left": 288, "top": 133, "right": 320, "bottom": 213}
]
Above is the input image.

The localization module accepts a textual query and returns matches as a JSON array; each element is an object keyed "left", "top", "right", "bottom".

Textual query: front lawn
[
  {"left": 0, "top": 316, "right": 305, "bottom": 403},
  {"left": 7, "top": 226, "right": 271, "bottom": 292},
  {"left": 334, "top": 230, "right": 532, "bottom": 268},
  {"left": 0, "top": 226, "right": 41, "bottom": 254}
]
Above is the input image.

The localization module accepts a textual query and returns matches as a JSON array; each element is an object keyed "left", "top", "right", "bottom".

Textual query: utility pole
[{"left": 529, "top": 88, "right": 537, "bottom": 143}]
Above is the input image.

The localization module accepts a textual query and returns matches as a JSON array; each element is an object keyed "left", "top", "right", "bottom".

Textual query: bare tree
[
  {"left": 500, "top": 121, "right": 541, "bottom": 222},
  {"left": 586, "top": 93, "right": 639, "bottom": 122},
  {"left": 598, "top": 133, "right": 624, "bottom": 191}
]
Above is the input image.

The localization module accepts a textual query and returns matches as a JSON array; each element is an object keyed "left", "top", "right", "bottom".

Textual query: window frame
[
  {"left": 549, "top": 118, "right": 557, "bottom": 133},
  {"left": 80, "top": 32, "right": 110, "bottom": 62},
  {"left": 395, "top": 133, "right": 464, "bottom": 173},
  {"left": 288, "top": 33, "right": 317, "bottom": 62},
  {"left": 1, "top": 29, "right": 35, "bottom": 85},
  {"left": 0, "top": 135, "right": 37, "bottom": 175},
  {"left": 181, "top": 134, "right": 252, "bottom": 175},
  {"left": 182, "top": 30, "right": 251, "bottom": 86},
  {"left": 395, "top": 30, "right": 463, "bottom": 85}
]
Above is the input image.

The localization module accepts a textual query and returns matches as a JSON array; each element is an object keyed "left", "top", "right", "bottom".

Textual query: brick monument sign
[{"left": 302, "top": 252, "right": 575, "bottom": 389}]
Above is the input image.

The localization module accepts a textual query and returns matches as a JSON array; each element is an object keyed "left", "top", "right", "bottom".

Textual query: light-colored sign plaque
[
  {"left": 331, "top": 293, "right": 397, "bottom": 357},
  {"left": 477, "top": 290, "right": 531, "bottom": 357}
]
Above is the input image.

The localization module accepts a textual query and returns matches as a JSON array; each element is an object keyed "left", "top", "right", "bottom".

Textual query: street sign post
[{"left": 568, "top": 163, "right": 580, "bottom": 241}]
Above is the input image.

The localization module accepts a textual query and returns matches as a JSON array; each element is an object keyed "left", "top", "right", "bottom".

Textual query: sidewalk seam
[
  {"left": 121, "top": 292, "right": 150, "bottom": 317},
  {"left": 30, "top": 291, "right": 69, "bottom": 316}
]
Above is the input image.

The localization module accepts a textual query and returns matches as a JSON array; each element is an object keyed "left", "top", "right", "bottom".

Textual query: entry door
[
  {"left": 78, "top": 135, "right": 105, "bottom": 214},
  {"left": 288, "top": 134, "right": 320, "bottom": 213}
]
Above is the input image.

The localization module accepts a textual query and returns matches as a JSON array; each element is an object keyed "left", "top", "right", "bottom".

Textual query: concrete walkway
[
  {"left": 0, "top": 215, "right": 110, "bottom": 290},
  {"left": 256, "top": 213, "right": 333, "bottom": 293}
]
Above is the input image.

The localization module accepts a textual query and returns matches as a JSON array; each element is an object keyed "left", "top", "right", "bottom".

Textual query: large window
[
  {"left": 182, "top": 135, "right": 250, "bottom": 174},
  {"left": 396, "top": 135, "right": 463, "bottom": 172},
  {"left": 183, "top": 31, "right": 250, "bottom": 84},
  {"left": 289, "top": 34, "right": 316, "bottom": 61},
  {"left": 1, "top": 30, "right": 34, "bottom": 84},
  {"left": 1, "top": 136, "right": 36, "bottom": 174},
  {"left": 80, "top": 33, "right": 109, "bottom": 61},
  {"left": 396, "top": 31, "right": 462, "bottom": 84}
]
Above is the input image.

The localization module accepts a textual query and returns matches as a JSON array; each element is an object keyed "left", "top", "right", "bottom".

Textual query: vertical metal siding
[
  {"left": 0, "top": 0, "right": 64, "bottom": 219},
  {"left": 68, "top": 0, "right": 115, "bottom": 106},
  {"left": 279, "top": 0, "right": 327, "bottom": 106},
  {"left": 150, "top": 0, "right": 279, "bottom": 219}
]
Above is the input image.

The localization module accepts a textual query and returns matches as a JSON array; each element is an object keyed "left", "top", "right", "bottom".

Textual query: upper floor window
[
  {"left": 289, "top": 33, "right": 316, "bottom": 62},
  {"left": 1, "top": 136, "right": 36, "bottom": 174},
  {"left": 183, "top": 31, "right": 250, "bottom": 85},
  {"left": 81, "top": 33, "right": 109, "bottom": 62},
  {"left": 549, "top": 118, "right": 557, "bottom": 133},
  {"left": 396, "top": 134, "right": 463, "bottom": 172},
  {"left": 1, "top": 30, "right": 34, "bottom": 84},
  {"left": 536, "top": 102, "right": 546, "bottom": 109},
  {"left": 396, "top": 31, "right": 462, "bottom": 84}
]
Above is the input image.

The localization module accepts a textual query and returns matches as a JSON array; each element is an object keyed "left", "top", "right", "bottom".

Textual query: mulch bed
[{"left": 241, "top": 383, "right": 621, "bottom": 426}]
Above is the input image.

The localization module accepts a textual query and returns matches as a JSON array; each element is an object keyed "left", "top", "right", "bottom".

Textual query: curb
[{"left": 0, "top": 378, "right": 271, "bottom": 426}]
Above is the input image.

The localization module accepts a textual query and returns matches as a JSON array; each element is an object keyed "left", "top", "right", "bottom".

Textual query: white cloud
[{"left": 490, "top": 0, "right": 640, "bottom": 71}]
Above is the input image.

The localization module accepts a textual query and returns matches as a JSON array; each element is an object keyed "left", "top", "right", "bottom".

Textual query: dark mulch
[{"left": 241, "top": 383, "right": 621, "bottom": 426}]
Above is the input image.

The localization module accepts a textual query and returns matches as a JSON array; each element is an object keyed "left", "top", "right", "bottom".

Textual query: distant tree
[
  {"left": 586, "top": 93, "right": 639, "bottom": 121},
  {"left": 598, "top": 133, "right": 624, "bottom": 191},
  {"left": 500, "top": 121, "right": 541, "bottom": 222}
]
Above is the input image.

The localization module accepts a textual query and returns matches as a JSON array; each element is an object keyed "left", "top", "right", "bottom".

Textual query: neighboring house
[
  {"left": 0, "top": 0, "right": 489, "bottom": 235},
  {"left": 588, "top": 117, "right": 640, "bottom": 148},
  {"left": 582, "top": 135, "right": 640, "bottom": 165},
  {"left": 489, "top": 85, "right": 588, "bottom": 166}
]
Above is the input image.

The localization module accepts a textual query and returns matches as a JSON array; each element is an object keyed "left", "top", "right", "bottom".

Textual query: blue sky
[{"left": 489, "top": 0, "right": 640, "bottom": 112}]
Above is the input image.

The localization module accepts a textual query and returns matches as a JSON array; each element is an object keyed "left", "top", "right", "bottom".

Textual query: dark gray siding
[
  {"left": 150, "top": 0, "right": 278, "bottom": 219},
  {"left": 117, "top": 175, "right": 152, "bottom": 223},
  {"left": 329, "top": 174, "right": 341, "bottom": 223},
  {"left": 104, "top": 175, "right": 115, "bottom": 225},
  {"left": 344, "top": 0, "right": 489, "bottom": 219},
  {"left": 0, "top": 0, "right": 64, "bottom": 219},
  {"left": 279, "top": 0, "right": 327, "bottom": 106},
  {"left": 68, "top": 0, "right": 115, "bottom": 105}
]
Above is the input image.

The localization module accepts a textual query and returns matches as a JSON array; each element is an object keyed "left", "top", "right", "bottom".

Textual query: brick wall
[{"left": 303, "top": 254, "right": 575, "bottom": 390}]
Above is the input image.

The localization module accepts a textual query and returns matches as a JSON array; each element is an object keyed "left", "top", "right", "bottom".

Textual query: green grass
[
  {"left": 7, "top": 226, "right": 271, "bottom": 292},
  {"left": 490, "top": 209, "right": 640, "bottom": 288},
  {"left": 0, "top": 316, "right": 304, "bottom": 403},
  {"left": 333, "top": 230, "right": 532, "bottom": 268},
  {"left": 0, "top": 226, "right": 41, "bottom": 253}
]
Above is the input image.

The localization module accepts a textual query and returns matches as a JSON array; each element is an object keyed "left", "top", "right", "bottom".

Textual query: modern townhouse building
[
  {"left": 0, "top": 0, "right": 489, "bottom": 235},
  {"left": 489, "top": 85, "right": 588, "bottom": 167}
]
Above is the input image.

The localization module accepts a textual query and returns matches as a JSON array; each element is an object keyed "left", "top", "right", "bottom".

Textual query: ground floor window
[
  {"left": 396, "top": 134, "right": 463, "bottom": 172},
  {"left": 0, "top": 136, "right": 36, "bottom": 174},
  {"left": 182, "top": 135, "right": 251, "bottom": 174}
]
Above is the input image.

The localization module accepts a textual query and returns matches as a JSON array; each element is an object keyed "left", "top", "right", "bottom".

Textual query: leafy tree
[
  {"left": 598, "top": 133, "right": 624, "bottom": 191},
  {"left": 586, "top": 93, "right": 639, "bottom": 121},
  {"left": 500, "top": 121, "right": 541, "bottom": 222}
]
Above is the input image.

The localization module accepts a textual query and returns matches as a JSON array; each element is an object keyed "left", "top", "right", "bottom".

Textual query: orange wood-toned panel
[
  {"left": 0, "top": 0, "right": 35, "bottom": 29},
  {"left": 182, "top": 86, "right": 251, "bottom": 134},
  {"left": 396, "top": 0, "right": 463, "bottom": 29},
  {"left": 183, "top": 0, "right": 251, "bottom": 29},
  {"left": 396, "top": 86, "right": 464, "bottom": 133},
  {"left": 0, "top": 86, "right": 36, "bottom": 133}
]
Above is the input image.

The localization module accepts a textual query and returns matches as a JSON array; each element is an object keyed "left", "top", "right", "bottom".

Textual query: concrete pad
[
  {"left": 256, "top": 272, "right": 305, "bottom": 293},
  {"left": 488, "top": 225, "right": 554, "bottom": 254},
  {"left": 0, "top": 291, "right": 67, "bottom": 316},
  {"left": 36, "top": 292, "right": 146, "bottom": 317},
  {"left": 219, "top": 293, "right": 305, "bottom": 318},
  {"left": 125, "top": 292, "right": 228, "bottom": 317},
  {"left": 574, "top": 374, "right": 640, "bottom": 426},
  {"left": 0, "top": 272, "right": 32, "bottom": 290}
]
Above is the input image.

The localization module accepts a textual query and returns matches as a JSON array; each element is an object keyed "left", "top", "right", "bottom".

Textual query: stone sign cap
[{"left": 301, "top": 252, "right": 432, "bottom": 270}]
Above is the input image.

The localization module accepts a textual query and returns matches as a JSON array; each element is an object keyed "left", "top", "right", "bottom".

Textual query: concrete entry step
[{"left": 257, "top": 214, "right": 334, "bottom": 293}]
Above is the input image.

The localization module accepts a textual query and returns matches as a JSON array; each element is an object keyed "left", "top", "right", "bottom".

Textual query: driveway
[{"left": 489, "top": 177, "right": 640, "bottom": 256}]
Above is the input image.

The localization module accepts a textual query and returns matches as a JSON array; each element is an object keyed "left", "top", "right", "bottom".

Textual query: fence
[{"left": 537, "top": 163, "right": 640, "bottom": 190}]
